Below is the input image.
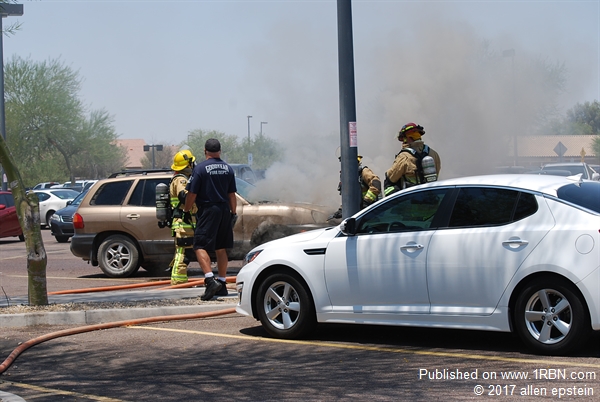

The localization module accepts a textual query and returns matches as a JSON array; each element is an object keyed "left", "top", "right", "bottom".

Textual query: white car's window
[
  {"left": 35, "top": 193, "right": 50, "bottom": 202},
  {"left": 556, "top": 181, "right": 600, "bottom": 213},
  {"left": 356, "top": 189, "right": 448, "bottom": 234},
  {"left": 448, "top": 188, "right": 536, "bottom": 227}
]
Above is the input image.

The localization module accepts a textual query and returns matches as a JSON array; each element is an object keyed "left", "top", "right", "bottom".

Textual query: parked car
[
  {"left": 33, "top": 181, "right": 61, "bottom": 190},
  {"left": 229, "top": 163, "right": 258, "bottom": 184},
  {"left": 0, "top": 191, "right": 24, "bottom": 241},
  {"left": 537, "top": 162, "right": 600, "bottom": 181},
  {"left": 236, "top": 174, "right": 600, "bottom": 355},
  {"left": 49, "top": 188, "right": 90, "bottom": 243},
  {"left": 33, "top": 189, "right": 80, "bottom": 227},
  {"left": 70, "top": 169, "right": 331, "bottom": 278}
]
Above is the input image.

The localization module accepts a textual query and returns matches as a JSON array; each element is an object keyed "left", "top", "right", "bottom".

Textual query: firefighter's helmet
[
  {"left": 397, "top": 122, "right": 425, "bottom": 141},
  {"left": 171, "top": 150, "right": 196, "bottom": 171}
]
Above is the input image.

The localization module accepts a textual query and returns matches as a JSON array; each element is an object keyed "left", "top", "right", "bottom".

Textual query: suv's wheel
[
  {"left": 514, "top": 278, "right": 590, "bottom": 355},
  {"left": 255, "top": 272, "right": 316, "bottom": 339},
  {"left": 98, "top": 235, "right": 140, "bottom": 278}
]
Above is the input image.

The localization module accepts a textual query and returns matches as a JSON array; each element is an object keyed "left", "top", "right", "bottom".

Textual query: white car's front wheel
[{"left": 256, "top": 272, "right": 316, "bottom": 339}]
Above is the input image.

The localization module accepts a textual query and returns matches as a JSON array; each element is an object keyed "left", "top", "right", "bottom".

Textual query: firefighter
[
  {"left": 384, "top": 123, "right": 441, "bottom": 196},
  {"left": 169, "top": 149, "right": 197, "bottom": 285},
  {"left": 328, "top": 155, "right": 382, "bottom": 221}
]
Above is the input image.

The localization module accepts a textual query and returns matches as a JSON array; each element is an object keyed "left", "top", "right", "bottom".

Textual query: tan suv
[{"left": 70, "top": 169, "right": 331, "bottom": 277}]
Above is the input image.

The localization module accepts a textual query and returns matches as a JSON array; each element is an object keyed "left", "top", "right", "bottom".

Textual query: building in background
[
  {"left": 115, "top": 139, "right": 147, "bottom": 170},
  {"left": 508, "top": 135, "right": 598, "bottom": 170}
]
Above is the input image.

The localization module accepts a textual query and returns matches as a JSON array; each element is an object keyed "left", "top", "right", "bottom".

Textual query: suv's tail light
[{"left": 73, "top": 213, "right": 84, "bottom": 229}]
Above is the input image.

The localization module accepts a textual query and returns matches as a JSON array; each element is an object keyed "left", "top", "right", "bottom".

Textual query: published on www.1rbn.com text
[{"left": 419, "top": 367, "right": 596, "bottom": 398}]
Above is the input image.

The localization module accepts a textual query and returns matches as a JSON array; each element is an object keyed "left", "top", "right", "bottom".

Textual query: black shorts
[{"left": 193, "top": 203, "right": 233, "bottom": 252}]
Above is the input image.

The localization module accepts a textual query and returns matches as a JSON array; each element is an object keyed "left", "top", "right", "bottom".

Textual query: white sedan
[
  {"left": 236, "top": 174, "right": 600, "bottom": 355},
  {"left": 33, "top": 189, "right": 80, "bottom": 227}
]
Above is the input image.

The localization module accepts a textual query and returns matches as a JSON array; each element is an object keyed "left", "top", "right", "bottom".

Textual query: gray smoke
[{"left": 243, "top": 4, "right": 596, "bottom": 210}]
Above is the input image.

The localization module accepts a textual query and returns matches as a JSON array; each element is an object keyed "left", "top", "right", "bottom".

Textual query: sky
[{"left": 4, "top": 0, "right": 599, "bottom": 207}]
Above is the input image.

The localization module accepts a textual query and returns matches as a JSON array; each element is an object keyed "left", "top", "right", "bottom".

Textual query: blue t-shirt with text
[{"left": 187, "top": 158, "right": 237, "bottom": 204}]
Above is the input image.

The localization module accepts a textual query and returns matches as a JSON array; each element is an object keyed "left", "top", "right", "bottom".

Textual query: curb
[{"left": 0, "top": 302, "right": 238, "bottom": 328}]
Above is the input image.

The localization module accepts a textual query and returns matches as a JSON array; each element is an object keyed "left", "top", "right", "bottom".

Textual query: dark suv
[{"left": 70, "top": 169, "right": 331, "bottom": 277}]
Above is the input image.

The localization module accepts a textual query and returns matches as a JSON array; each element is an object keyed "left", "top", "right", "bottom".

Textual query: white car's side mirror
[{"left": 340, "top": 218, "right": 357, "bottom": 236}]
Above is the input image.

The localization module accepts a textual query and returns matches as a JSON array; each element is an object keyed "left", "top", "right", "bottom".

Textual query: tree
[
  {"left": 592, "top": 137, "right": 600, "bottom": 164},
  {"left": 539, "top": 100, "right": 600, "bottom": 136},
  {"left": 565, "top": 101, "right": 600, "bottom": 135},
  {"left": 0, "top": 11, "right": 48, "bottom": 305},
  {"left": 185, "top": 129, "right": 283, "bottom": 169},
  {"left": 71, "top": 110, "right": 128, "bottom": 179},
  {"left": 5, "top": 56, "right": 126, "bottom": 187},
  {"left": 243, "top": 132, "right": 284, "bottom": 170}
]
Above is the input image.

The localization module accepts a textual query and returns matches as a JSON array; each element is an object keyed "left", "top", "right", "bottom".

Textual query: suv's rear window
[
  {"left": 556, "top": 181, "right": 600, "bottom": 213},
  {"left": 91, "top": 180, "right": 133, "bottom": 205}
]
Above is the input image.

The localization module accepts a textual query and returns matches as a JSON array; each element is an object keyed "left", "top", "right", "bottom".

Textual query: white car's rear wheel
[{"left": 515, "top": 278, "right": 590, "bottom": 355}]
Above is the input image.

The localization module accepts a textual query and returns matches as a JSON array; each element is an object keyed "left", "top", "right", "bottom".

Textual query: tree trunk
[{"left": 0, "top": 135, "right": 48, "bottom": 305}]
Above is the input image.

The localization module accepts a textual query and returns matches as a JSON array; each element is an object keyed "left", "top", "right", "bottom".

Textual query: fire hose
[{"left": 0, "top": 276, "right": 238, "bottom": 375}]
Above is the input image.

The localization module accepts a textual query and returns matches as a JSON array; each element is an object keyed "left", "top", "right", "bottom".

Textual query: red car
[{"left": 0, "top": 190, "right": 24, "bottom": 241}]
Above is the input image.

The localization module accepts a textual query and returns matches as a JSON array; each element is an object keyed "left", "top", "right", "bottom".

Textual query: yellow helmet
[{"left": 171, "top": 150, "right": 196, "bottom": 171}]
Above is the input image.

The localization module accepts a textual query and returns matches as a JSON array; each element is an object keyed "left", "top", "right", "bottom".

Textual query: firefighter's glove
[
  {"left": 383, "top": 172, "right": 393, "bottom": 190},
  {"left": 384, "top": 186, "right": 400, "bottom": 197},
  {"left": 231, "top": 212, "right": 238, "bottom": 229},
  {"left": 178, "top": 190, "right": 187, "bottom": 204},
  {"left": 328, "top": 208, "right": 342, "bottom": 220},
  {"left": 182, "top": 211, "right": 193, "bottom": 225},
  {"left": 363, "top": 190, "right": 377, "bottom": 206}
]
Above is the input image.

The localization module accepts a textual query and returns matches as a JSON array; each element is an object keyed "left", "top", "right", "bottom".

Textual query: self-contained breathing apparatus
[
  {"left": 384, "top": 145, "right": 438, "bottom": 196},
  {"left": 156, "top": 175, "right": 193, "bottom": 228},
  {"left": 156, "top": 182, "right": 171, "bottom": 228}
]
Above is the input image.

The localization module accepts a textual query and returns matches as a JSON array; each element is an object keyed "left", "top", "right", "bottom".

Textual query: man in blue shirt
[{"left": 183, "top": 138, "right": 237, "bottom": 300}]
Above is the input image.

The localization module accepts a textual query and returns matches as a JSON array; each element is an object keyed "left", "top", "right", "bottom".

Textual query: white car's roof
[{"left": 413, "top": 174, "right": 583, "bottom": 198}]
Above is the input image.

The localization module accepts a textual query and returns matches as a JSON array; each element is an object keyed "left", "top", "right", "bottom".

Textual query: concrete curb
[{"left": 0, "top": 303, "right": 238, "bottom": 328}]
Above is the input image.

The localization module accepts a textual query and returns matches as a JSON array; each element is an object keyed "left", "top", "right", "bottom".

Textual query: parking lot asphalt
[{"left": 0, "top": 287, "right": 238, "bottom": 328}]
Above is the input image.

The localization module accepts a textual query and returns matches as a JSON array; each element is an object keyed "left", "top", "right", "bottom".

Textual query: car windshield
[
  {"left": 235, "top": 177, "right": 258, "bottom": 203},
  {"left": 556, "top": 181, "right": 600, "bottom": 213},
  {"left": 70, "top": 189, "right": 89, "bottom": 206},
  {"left": 50, "top": 190, "right": 80, "bottom": 199}
]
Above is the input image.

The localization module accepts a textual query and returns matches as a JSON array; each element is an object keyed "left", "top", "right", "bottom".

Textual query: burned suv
[{"left": 70, "top": 169, "right": 331, "bottom": 277}]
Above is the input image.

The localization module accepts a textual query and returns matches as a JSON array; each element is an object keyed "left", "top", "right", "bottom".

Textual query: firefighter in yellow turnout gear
[
  {"left": 328, "top": 155, "right": 382, "bottom": 222},
  {"left": 169, "top": 150, "right": 197, "bottom": 285},
  {"left": 384, "top": 123, "right": 441, "bottom": 196}
]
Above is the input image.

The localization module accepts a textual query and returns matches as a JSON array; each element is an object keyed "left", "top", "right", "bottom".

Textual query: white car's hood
[{"left": 252, "top": 225, "right": 339, "bottom": 252}]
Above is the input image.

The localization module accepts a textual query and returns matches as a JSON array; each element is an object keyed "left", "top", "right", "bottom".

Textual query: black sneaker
[
  {"left": 215, "top": 279, "right": 228, "bottom": 296},
  {"left": 201, "top": 276, "right": 222, "bottom": 301}
]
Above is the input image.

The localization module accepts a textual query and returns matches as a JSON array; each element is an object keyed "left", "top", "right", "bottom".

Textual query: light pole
[
  {"left": 247, "top": 115, "right": 252, "bottom": 141},
  {"left": 0, "top": 3, "right": 24, "bottom": 191},
  {"left": 503, "top": 48, "right": 517, "bottom": 166},
  {"left": 260, "top": 121, "right": 268, "bottom": 135},
  {"left": 143, "top": 144, "right": 163, "bottom": 169}
]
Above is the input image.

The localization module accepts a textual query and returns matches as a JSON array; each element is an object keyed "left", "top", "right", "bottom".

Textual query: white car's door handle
[
  {"left": 502, "top": 239, "right": 529, "bottom": 246},
  {"left": 126, "top": 214, "right": 140, "bottom": 220},
  {"left": 401, "top": 244, "right": 424, "bottom": 250}
]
